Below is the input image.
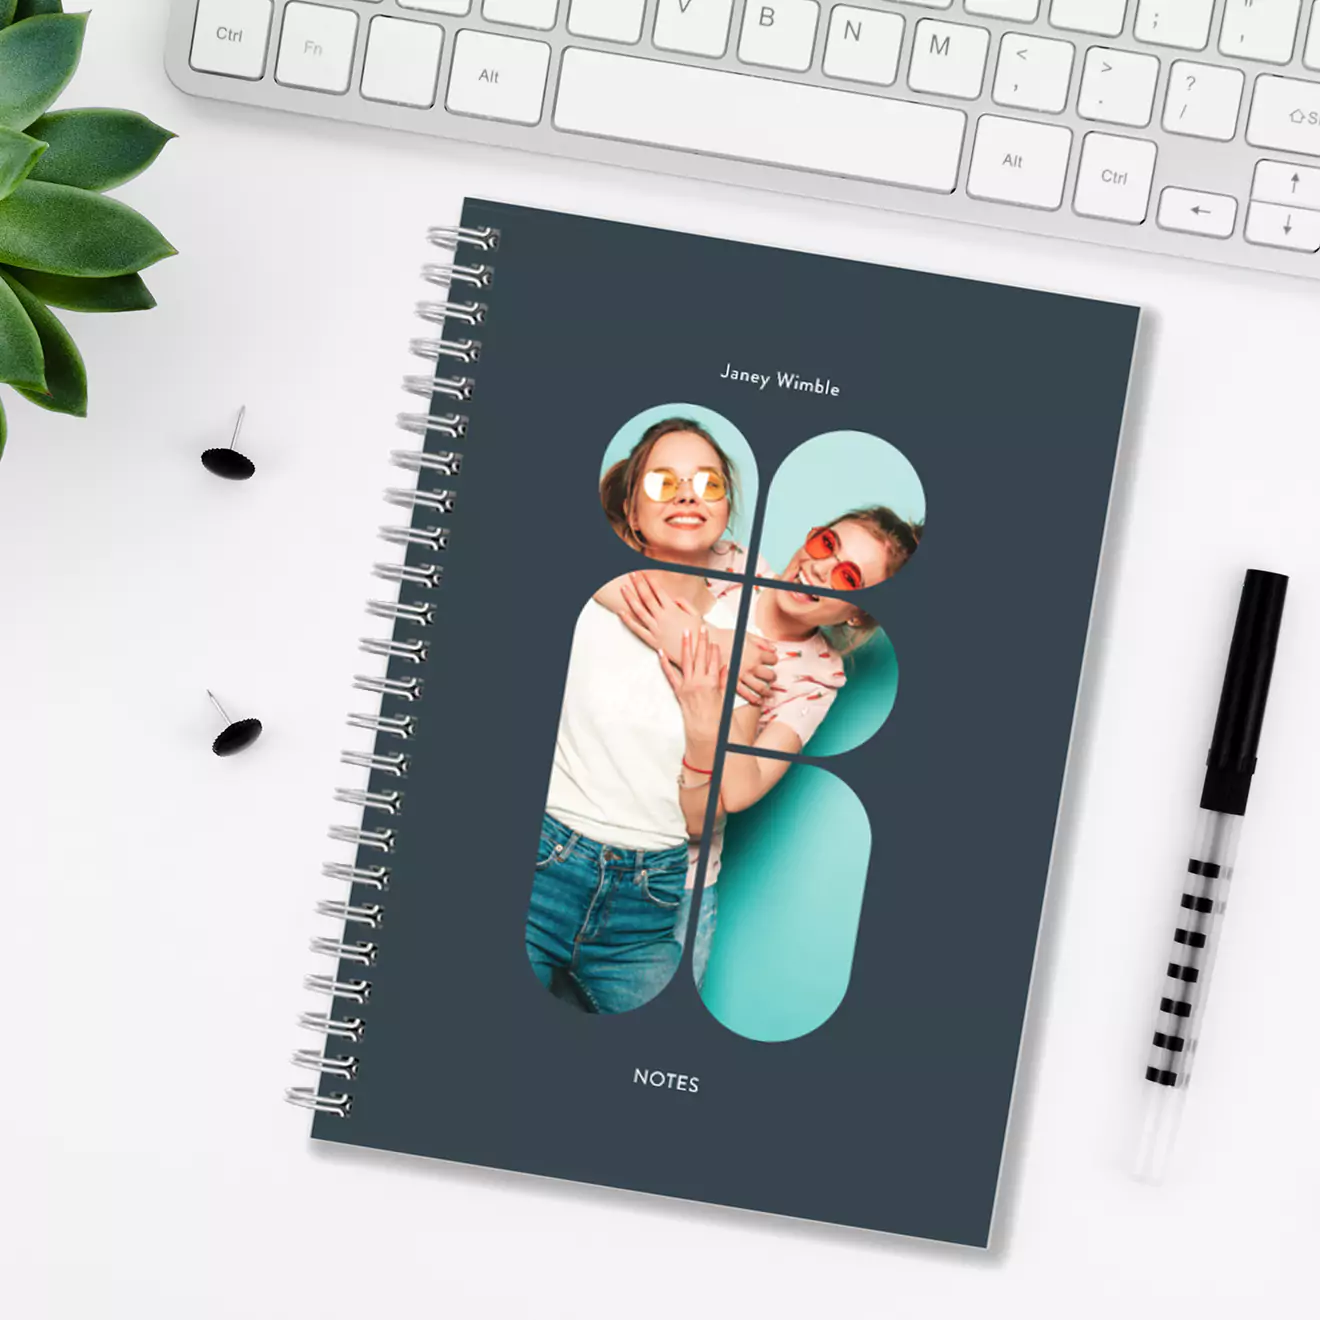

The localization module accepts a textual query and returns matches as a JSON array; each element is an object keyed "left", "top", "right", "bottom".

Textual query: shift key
[{"left": 1246, "top": 76, "right": 1320, "bottom": 156}]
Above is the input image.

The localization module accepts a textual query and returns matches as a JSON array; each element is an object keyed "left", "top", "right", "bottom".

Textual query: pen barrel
[{"left": 1144, "top": 809, "right": 1242, "bottom": 1090}]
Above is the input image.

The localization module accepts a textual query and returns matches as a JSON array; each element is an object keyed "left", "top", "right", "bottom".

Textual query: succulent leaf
[
  {"left": 0, "top": 125, "right": 45, "bottom": 199},
  {"left": 13, "top": 1, "right": 65, "bottom": 20},
  {"left": 1, "top": 268, "right": 85, "bottom": 415},
  {"left": 0, "top": 179, "right": 176, "bottom": 276},
  {"left": 0, "top": 395, "right": 6, "bottom": 460},
  {"left": 6, "top": 265, "right": 155, "bottom": 312},
  {"left": 0, "top": 1, "right": 17, "bottom": 30},
  {"left": 0, "top": 264, "right": 44, "bottom": 389},
  {"left": 0, "top": 12, "right": 86, "bottom": 131},
  {"left": 27, "top": 108, "right": 174, "bottom": 191}
]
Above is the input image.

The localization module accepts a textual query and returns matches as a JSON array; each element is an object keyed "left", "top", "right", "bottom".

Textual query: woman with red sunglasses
[
  {"left": 526, "top": 418, "right": 776, "bottom": 1016},
  {"left": 615, "top": 506, "right": 921, "bottom": 921}
]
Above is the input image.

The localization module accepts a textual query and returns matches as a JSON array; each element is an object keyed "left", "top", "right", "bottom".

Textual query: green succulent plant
[{"left": 0, "top": 1, "right": 176, "bottom": 459}]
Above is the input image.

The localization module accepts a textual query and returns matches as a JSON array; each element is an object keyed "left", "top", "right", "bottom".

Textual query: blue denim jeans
[{"left": 527, "top": 813, "right": 714, "bottom": 1014}]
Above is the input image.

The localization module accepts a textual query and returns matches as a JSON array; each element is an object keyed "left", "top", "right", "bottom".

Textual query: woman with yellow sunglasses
[{"left": 525, "top": 418, "right": 774, "bottom": 1015}]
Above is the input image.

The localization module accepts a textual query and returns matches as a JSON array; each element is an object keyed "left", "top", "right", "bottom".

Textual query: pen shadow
[{"left": 985, "top": 309, "right": 1159, "bottom": 1250}]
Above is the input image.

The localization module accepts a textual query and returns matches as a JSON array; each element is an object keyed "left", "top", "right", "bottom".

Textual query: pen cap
[{"left": 1200, "top": 569, "right": 1288, "bottom": 816}]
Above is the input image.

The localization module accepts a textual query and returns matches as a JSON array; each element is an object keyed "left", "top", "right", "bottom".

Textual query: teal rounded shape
[
  {"left": 806, "top": 627, "right": 899, "bottom": 758},
  {"left": 600, "top": 403, "right": 759, "bottom": 551},
  {"left": 758, "top": 430, "right": 926, "bottom": 578},
  {"left": 699, "top": 763, "right": 872, "bottom": 1043}
]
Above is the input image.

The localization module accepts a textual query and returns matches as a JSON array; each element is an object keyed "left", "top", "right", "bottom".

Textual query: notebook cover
[{"left": 310, "top": 199, "right": 1140, "bottom": 1248}]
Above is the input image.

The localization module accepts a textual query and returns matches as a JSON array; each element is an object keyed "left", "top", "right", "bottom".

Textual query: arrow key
[
  {"left": 1245, "top": 201, "right": 1320, "bottom": 252},
  {"left": 1252, "top": 160, "right": 1320, "bottom": 211},
  {"left": 1157, "top": 187, "right": 1238, "bottom": 238}
]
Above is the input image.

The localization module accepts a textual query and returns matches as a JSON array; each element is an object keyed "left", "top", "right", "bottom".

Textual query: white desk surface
[{"left": 5, "top": 2, "right": 1317, "bottom": 1315}]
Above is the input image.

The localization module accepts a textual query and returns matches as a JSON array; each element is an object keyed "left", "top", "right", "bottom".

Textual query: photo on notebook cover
[
  {"left": 529, "top": 412, "right": 923, "bottom": 1043},
  {"left": 307, "top": 199, "right": 1142, "bottom": 1249}
]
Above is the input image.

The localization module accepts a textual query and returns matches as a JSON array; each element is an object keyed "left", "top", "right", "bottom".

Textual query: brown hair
[
  {"left": 600, "top": 418, "right": 737, "bottom": 553},
  {"left": 818, "top": 507, "right": 922, "bottom": 657},
  {"left": 830, "top": 506, "right": 924, "bottom": 576}
]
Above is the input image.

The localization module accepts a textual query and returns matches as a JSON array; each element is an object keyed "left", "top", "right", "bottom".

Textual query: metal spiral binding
[
  {"left": 417, "top": 299, "right": 487, "bottom": 327},
  {"left": 288, "top": 222, "right": 499, "bottom": 1119},
  {"left": 378, "top": 525, "right": 448, "bottom": 554},
  {"left": 397, "top": 411, "right": 467, "bottom": 440},
  {"left": 410, "top": 336, "right": 481, "bottom": 364},
  {"left": 322, "top": 861, "right": 390, "bottom": 889},
  {"left": 404, "top": 374, "right": 473, "bottom": 401},
  {"left": 340, "top": 748, "right": 409, "bottom": 776},
  {"left": 385, "top": 486, "right": 456, "bottom": 515},
  {"left": 391, "top": 449, "right": 461, "bottom": 478},
  {"left": 310, "top": 935, "right": 378, "bottom": 966},
  {"left": 358, "top": 636, "right": 429, "bottom": 664},
  {"left": 333, "top": 787, "right": 402, "bottom": 814},
  {"left": 422, "top": 261, "right": 493, "bottom": 290},
  {"left": 292, "top": 1048, "right": 359, "bottom": 1080}
]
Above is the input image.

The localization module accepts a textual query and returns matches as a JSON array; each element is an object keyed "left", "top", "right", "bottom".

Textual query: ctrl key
[{"left": 190, "top": 0, "right": 273, "bottom": 79}]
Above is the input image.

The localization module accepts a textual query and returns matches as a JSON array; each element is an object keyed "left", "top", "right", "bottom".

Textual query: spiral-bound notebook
[{"left": 290, "top": 199, "right": 1141, "bottom": 1248}]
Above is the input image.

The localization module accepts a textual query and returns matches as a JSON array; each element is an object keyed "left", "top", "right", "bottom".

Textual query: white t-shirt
[{"left": 546, "top": 599, "right": 689, "bottom": 853}]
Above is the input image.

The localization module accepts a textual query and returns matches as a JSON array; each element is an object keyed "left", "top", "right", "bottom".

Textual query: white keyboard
[{"left": 166, "top": 0, "right": 1320, "bottom": 280}]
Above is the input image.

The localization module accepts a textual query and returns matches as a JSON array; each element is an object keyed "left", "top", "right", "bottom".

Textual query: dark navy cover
[{"left": 309, "top": 199, "right": 1140, "bottom": 1248}]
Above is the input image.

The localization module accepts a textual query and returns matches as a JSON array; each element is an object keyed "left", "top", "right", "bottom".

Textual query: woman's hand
[
  {"left": 623, "top": 571, "right": 776, "bottom": 705},
  {"left": 736, "top": 639, "right": 777, "bottom": 706},
  {"left": 619, "top": 572, "right": 699, "bottom": 657},
  {"left": 658, "top": 627, "right": 727, "bottom": 758}
]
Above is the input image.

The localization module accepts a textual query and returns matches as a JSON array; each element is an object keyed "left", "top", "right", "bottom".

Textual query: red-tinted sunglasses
[{"left": 804, "top": 527, "right": 865, "bottom": 592}]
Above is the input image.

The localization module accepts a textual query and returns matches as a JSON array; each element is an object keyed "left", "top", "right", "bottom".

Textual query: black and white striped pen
[{"left": 1135, "top": 568, "right": 1288, "bottom": 1183}]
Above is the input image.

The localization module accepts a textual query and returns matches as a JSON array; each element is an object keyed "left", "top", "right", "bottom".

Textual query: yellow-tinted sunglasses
[{"left": 640, "top": 466, "right": 728, "bottom": 503}]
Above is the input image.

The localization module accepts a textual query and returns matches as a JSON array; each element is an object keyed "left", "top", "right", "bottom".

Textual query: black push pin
[
  {"left": 209, "top": 689, "right": 263, "bottom": 756},
  {"left": 201, "top": 406, "right": 256, "bottom": 480}
]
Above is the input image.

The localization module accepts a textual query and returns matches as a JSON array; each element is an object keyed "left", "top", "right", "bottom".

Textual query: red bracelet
[{"left": 682, "top": 757, "right": 713, "bottom": 776}]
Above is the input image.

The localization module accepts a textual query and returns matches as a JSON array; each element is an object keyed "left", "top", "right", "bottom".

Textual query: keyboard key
[
  {"left": 568, "top": 0, "right": 645, "bottom": 43},
  {"left": 1134, "top": 0, "right": 1213, "bottom": 50},
  {"left": 967, "top": 0, "right": 1039, "bottom": 18},
  {"left": 447, "top": 29, "right": 550, "bottom": 121},
  {"left": 967, "top": 115, "right": 1072, "bottom": 209},
  {"left": 1157, "top": 187, "right": 1237, "bottom": 237},
  {"left": 1248, "top": 76, "right": 1320, "bottom": 156},
  {"left": 891, "top": 0, "right": 953, "bottom": 7},
  {"left": 738, "top": 1, "right": 820, "bottom": 72},
  {"left": 361, "top": 16, "right": 443, "bottom": 106},
  {"left": 1163, "top": 61, "right": 1242, "bottom": 140},
  {"left": 1253, "top": 159, "right": 1320, "bottom": 209},
  {"left": 823, "top": 6, "right": 904, "bottom": 86},
  {"left": 1049, "top": 0, "right": 1126, "bottom": 37},
  {"left": 190, "top": 0, "right": 272, "bottom": 79},
  {"left": 992, "top": 33, "right": 1074, "bottom": 113},
  {"left": 1073, "top": 132, "right": 1156, "bottom": 222},
  {"left": 397, "top": 0, "right": 471, "bottom": 12},
  {"left": 1219, "top": 0, "right": 1301, "bottom": 65},
  {"left": 1245, "top": 200, "right": 1320, "bottom": 250},
  {"left": 483, "top": 0, "right": 558, "bottom": 30},
  {"left": 653, "top": 0, "right": 734, "bottom": 57},
  {"left": 1308, "top": 2, "right": 1320, "bottom": 68},
  {"left": 554, "top": 48, "right": 967, "bottom": 191},
  {"left": 909, "top": 20, "right": 990, "bottom": 99},
  {"left": 275, "top": 3, "right": 358, "bottom": 93},
  {"left": 1078, "top": 47, "right": 1158, "bottom": 126}
]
